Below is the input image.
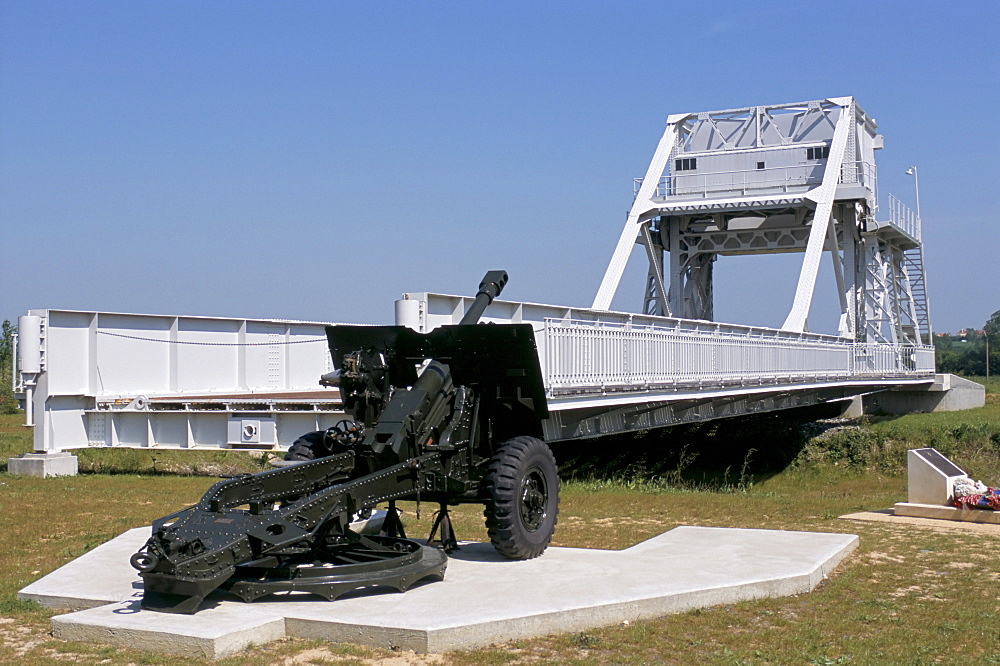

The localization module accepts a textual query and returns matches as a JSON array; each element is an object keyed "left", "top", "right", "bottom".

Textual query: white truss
[
  {"left": 594, "top": 97, "right": 930, "bottom": 346},
  {"left": 859, "top": 234, "right": 929, "bottom": 346},
  {"left": 781, "top": 99, "right": 853, "bottom": 332}
]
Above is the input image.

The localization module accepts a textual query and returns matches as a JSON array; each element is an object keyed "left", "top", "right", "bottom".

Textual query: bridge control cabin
[{"left": 661, "top": 101, "right": 878, "bottom": 202}]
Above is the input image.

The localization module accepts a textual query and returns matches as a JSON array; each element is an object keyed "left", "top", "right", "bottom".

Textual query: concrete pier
[{"left": 7, "top": 452, "right": 79, "bottom": 478}]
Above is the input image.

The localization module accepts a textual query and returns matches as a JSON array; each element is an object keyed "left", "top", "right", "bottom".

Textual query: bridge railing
[
  {"left": 637, "top": 160, "right": 876, "bottom": 201},
  {"left": 397, "top": 292, "right": 936, "bottom": 397},
  {"left": 853, "top": 343, "right": 936, "bottom": 376},
  {"left": 886, "top": 193, "right": 921, "bottom": 241},
  {"left": 541, "top": 318, "right": 934, "bottom": 396}
]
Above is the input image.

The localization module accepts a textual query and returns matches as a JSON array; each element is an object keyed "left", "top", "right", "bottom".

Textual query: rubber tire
[
  {"left": 483, "top": 436, "right": 559, "bottom": 560},
  {"left": 284, "top": 431, "right": 328, "bottom": 461}
]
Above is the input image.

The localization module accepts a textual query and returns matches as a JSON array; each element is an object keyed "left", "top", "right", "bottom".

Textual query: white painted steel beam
[
  {"left": 781, "top": 99, "right": 853, "bottom": 332},
  {"left": 593, "top": 120, "right": 680, "bottom": 310},
  {"left": 16, "top": 310, "right": 343, "bottom": 453},
  {"left": 542, "top": 379, "right": 931, "bottom": 441},
  {"left": 639, "top": 221, "right": 670, "bottom": 316},
  {"left": 826, "top": 211, "right": 851, "bottom": 337}
]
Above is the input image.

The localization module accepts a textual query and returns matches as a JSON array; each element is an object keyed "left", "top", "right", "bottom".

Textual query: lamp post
[{"left": 905, "top": 166, "right": 921, "bottom": 220}]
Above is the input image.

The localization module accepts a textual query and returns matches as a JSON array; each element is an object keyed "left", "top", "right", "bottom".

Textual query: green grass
[{"left": 1, "top": 384, "right": 999, "bottom": 664}]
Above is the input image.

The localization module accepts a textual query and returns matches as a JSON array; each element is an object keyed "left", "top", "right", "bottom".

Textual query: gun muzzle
[{"left": 459, "top": 270, "right": 508, "bottom": 325}]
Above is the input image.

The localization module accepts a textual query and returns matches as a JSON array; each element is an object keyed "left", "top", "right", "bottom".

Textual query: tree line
[
  {"left": 933, "top": 309, "right": 1000, "bottom": 378},
  {"left": 0, "top": 319, "right": 18, "bottom": 413}
]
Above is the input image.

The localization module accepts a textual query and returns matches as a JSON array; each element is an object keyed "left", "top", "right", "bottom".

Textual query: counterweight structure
[{"left": 593, "top": 97, "right": 931, "bottom": 345}]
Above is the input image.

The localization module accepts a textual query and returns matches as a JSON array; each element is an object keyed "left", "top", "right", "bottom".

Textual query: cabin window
[
  {"left": 807, "top": 146, "right": 830, "bottom": 160},
  {"left": 756, "top": 162, "right": 765, "bottom": 170},
  {"left": 675, "top": 157, "right": 697, "bottom": 171}
]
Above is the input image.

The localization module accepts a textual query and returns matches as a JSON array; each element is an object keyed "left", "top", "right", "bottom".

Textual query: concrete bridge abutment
[{"left": 863, "top": 374, "right": 985, "bottom": 415}]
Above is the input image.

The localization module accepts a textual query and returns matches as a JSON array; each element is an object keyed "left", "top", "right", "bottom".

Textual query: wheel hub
[{"left": 519, "top": 468, "right": 548, "bottom": 531}]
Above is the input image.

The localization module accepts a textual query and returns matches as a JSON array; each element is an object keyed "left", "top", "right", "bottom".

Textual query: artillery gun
[{"left": 130, "top": 271, "right": 559, "bottom": 613}]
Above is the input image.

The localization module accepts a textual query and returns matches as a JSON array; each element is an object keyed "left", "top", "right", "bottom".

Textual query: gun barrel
[{"left": 459, "top": 270, "right": 508, "bottom": 326}]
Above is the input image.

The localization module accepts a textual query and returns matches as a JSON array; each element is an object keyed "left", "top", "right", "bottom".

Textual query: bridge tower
[{"left": 593, "top": 97, "right": 931, "bottom": 345}]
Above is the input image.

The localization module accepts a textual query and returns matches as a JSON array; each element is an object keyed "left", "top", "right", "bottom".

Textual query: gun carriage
[{"left": 130, "top": 271, "right": 560, "bottom": 613}]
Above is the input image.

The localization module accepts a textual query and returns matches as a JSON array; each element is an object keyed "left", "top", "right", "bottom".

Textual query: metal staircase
[
  {"left": 885, "top": 192, "right": 932, "bottom": 344},
  {"left": 903, "top": 246, "right": 932, "bottom": 343}
]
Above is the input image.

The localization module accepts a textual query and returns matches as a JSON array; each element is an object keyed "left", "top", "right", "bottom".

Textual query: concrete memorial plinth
[
  {"left": 20, "top": 526, "right": 859, "bottom": 658},
  {"left": 893, "top": 447, "right": 1000, "bottom": 525}
]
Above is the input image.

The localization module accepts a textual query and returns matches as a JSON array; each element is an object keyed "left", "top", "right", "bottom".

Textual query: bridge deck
[
  {"left": 400, "top": 293, "right": 934, "bottom": 441},
  {"left": 16, "top": 301, "right": 934, "bottom": 452}
]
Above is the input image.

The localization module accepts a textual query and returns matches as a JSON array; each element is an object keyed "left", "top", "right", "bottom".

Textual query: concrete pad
[
  {"left": 53, "top": 601, "right": 287, "bottom": 659},
  {"left": 18, "top": 528, "right": 149, "bottom": 610},
  {"left": 893, "top": 502, "right": 1000, "bottom": 525},
  {"left": 20, "top": 513, "right": 386, "bottom": 610},
  {"left": 840, "top": 510, "right": 1000, "bottom": 537},
  {"left": 23, "top": 525, "right": 857, "bottom": 658}
]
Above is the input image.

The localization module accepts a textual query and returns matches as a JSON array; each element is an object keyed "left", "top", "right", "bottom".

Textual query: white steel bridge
[
  {"left": 394, "top": 293, "right": 934, "bottom": 442},
  {"left": 13, "top": 97, "right": 937, "bottom": 458}
]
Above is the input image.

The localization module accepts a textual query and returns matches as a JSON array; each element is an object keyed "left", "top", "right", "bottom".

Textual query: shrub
[
  {"left": 0, "top": 319, "right": 20, "bottom": 414},
  {"left": 796, "top": 426, "right": 900, "bottom": 471}
]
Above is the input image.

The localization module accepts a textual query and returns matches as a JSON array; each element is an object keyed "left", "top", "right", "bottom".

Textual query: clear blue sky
[{"left": 2, "top": 1, "right": 998, "bottom": 334}]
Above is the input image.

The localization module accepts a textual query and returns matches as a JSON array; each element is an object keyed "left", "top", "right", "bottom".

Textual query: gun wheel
[
  {"left": 284, "top": 421, "right": 356, "bottom": 461},
  {"left": 483, "top": 436, "right": 559, "bottom": 560},
  {"left": 284, "top": 430, "right": 327, "bottom": 461}
]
